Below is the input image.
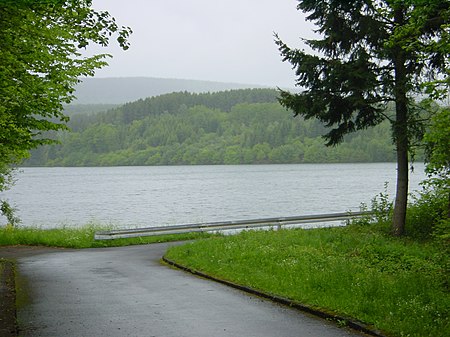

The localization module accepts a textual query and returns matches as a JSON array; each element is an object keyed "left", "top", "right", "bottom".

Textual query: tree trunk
[
  {"left": 392, "top": 5, "right": 409, "bottom": 236},
  {"left": 392, "top": 122, "right": 409, "bottom": 236}
]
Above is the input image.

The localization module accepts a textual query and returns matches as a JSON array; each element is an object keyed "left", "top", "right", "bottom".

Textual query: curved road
[{"left": 3, "top": 243, "right": 365, "bottom": 337}]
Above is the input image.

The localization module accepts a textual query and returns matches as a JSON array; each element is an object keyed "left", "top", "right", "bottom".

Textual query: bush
[
  {"left": 406, "top": 186, "right": 449, "bottom": 241},
  {"left": 355, "top": 183, "right": 449, "bottom": 242}
]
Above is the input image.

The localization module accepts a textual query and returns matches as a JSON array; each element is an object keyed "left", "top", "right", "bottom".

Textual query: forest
[{"left": 25, "top": 88, "right": 406, "bottom": 166}]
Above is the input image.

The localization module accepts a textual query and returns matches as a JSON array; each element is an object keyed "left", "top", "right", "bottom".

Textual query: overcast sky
[{"left": 89, "top": 0, "right": 316, "bottom": 88}]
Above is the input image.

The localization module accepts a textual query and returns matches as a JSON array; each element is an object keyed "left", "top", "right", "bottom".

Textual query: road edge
[
  {"left": 162, "top": 256, "right": 386, "bottom": 337},
  {"left": 0, "top": 259, "right": 18, "bottom": 337}
]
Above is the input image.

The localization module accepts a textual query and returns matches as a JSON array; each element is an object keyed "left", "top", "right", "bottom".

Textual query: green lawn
[{"left": 0, "top": 224, "right": 210, "bottom": 248}]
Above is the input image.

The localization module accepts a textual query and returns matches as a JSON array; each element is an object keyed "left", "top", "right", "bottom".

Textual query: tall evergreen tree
[{"left": 276, "top": 0, "right": 449, "bottom": 235}]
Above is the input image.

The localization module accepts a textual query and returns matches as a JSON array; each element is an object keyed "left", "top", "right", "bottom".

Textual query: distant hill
[
  {"left": 26, "top": 88, "right": 402, "bottom": 166},
  {"left": 73, "top": 77, "right": 265, "bottom": 104}
]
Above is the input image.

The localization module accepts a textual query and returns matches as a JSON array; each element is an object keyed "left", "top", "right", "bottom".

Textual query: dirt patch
[{"left": 0, "top": 260, "right": 17, "bottom": 337}]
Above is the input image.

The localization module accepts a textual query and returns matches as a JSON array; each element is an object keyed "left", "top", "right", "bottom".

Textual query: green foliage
[
  {"left": 424, "top": 108, "right": 450, "bottom": 174},
  {"left": 392, "top": 0, "right": 450, "bottom": 101},
  {"left": 0, "top": 200, "right": 20, "bottom": 228},
  {"left": 166, "top": 225, "right": 449, "bottom": 337},
  {"left": 0, "top": 165, "right": 18, "bottom": 227},
  {"left": 419, "top": 107, "right": 450, "bottom": 242},
  {"left": 0, "top": 0, "right": 131, "bottom": 191},
  {"left": 356, "top": 182, "right": 449, "bottom": 243},
  {"left": 433, "top": 218, "right": 450, "bottom": 243},
  {"left": 0, "top": 165, "right": 14, "bottom": 194},
  {"left": 406, "top": 187, "right": 450, "bottom": 242},
  {"left": 0, "top": 224, "right": 211, "bottom": 249},
  {"left": 423, "top": 108, "right": 450, "bottom": 198},
  {"left": 370, "top": 183, "right": 394, "bottom": 225},
  {"left": 24, "top": 89, "right": 403, "bottom": 166},
  {"left": 276, "top": 0, "right": 449, "bottom": 146}
]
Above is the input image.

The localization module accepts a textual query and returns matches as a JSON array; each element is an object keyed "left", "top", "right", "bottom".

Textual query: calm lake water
[{"left": 1, "top": 163, "right": 427, "bottom": 229}]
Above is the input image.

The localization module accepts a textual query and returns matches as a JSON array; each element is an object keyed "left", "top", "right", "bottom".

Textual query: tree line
[{"left": 25, "top": 89, "right": 402, "bottom": 166}]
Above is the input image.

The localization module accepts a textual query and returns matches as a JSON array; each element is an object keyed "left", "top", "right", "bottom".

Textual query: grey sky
[{"left": 90, "top": 0, "right": 315, "bottom": 88}]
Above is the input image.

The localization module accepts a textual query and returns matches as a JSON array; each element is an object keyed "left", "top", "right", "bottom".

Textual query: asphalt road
[{"left": 5, "top": 243, "right": 365, "bottom": 337}]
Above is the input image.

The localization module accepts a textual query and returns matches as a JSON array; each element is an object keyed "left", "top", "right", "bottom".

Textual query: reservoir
[{"left": 1, "top": 163, "right": 427, "bottom": 228}]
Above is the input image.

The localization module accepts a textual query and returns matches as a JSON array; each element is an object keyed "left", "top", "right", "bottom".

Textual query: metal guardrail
[{"left": 94, "top": 211, "right": 370, "bottom": 240}]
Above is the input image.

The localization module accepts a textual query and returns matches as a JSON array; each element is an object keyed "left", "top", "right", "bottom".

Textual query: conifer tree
[{"left": 276, "top": 0, "right": 449, "bottom": 235}]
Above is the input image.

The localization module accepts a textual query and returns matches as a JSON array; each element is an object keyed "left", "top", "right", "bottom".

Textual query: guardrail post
[{"left": 277, "top": 221, "right": 282, "bottom": 231}]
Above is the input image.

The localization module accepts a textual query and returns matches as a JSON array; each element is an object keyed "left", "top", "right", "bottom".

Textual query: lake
[{"left": 1, "top": 163, "right": 427, "bottom": 229}]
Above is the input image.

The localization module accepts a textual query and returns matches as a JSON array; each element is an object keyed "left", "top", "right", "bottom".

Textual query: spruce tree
[{"left": 276, "top": 0, "right": 449, "bottom": 235}]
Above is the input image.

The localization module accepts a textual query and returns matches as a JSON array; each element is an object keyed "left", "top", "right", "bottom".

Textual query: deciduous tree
[{"left": 0, "top": 0, "right": 131, "bottom": 222}]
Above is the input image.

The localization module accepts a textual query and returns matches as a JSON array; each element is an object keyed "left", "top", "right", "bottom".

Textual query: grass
[
  {"left": 165, "top": 224, "right": 449, "bottom": 337},
  {"left": 0, "top": 224, "right": 211, "bottom": 248}
]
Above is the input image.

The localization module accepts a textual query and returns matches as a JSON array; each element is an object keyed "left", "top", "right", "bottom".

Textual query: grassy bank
[
  {"left": 165, "top": 224, "right": 449, "bottom": 337},
  {"left": 0, "top": 224, "right": 211, "bottom": 248}
]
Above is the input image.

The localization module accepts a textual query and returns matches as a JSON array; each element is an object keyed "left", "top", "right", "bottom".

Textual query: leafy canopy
[
  {"left": 0, "top": 0, "right": 131, "bottom": 224},
  {"left": 0, "top": 0, "right": 131, "bottom": 169}
]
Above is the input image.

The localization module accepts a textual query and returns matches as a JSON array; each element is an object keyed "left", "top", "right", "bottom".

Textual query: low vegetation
[
  {"left": 165, "top": 187, "right": 449, "bottom": 337},
  {"left": 0, "top": 224, "right": 210, "bottom": 249}
]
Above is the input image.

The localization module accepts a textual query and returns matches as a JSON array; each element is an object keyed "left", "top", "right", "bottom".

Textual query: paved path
[{"left": 4, "top": 244, "right": 364, "bottom": 337}]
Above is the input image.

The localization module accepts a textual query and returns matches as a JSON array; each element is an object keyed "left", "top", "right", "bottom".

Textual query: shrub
[{"left": 406, "top": 186, "right": 449, "bottom": 241}]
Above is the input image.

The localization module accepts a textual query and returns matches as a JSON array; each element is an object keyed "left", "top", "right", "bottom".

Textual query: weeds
[{"left": 0, "top": 224, "right": 211, "bottom": 248}]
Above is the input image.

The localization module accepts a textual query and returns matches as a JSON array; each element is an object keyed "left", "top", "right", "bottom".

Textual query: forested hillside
[{"left": 26, "top": 88, "right": 404, "bottom": 166}]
